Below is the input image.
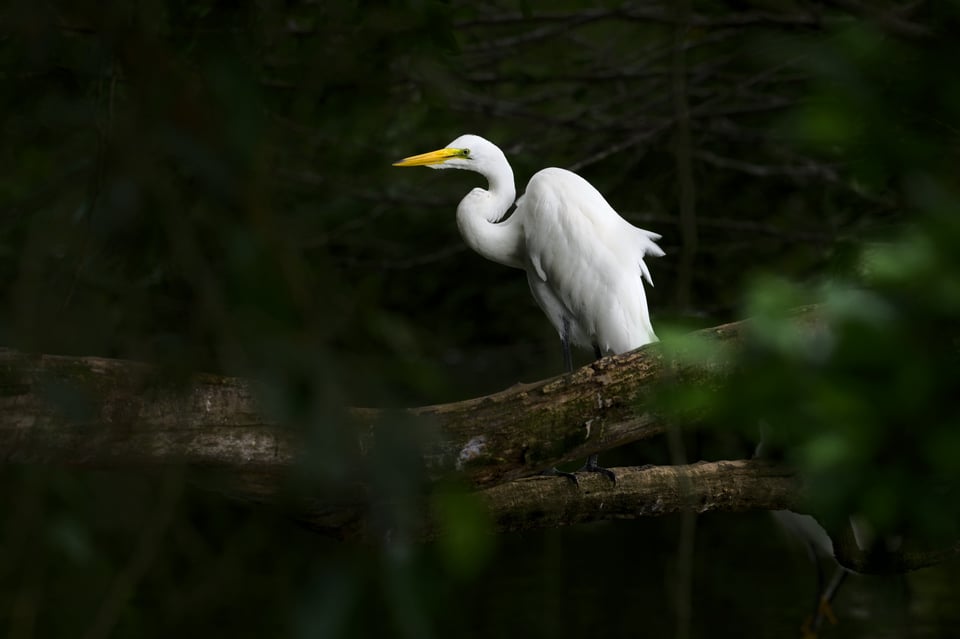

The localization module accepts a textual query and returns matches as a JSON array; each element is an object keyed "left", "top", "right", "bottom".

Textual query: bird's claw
[
  {"left": 801, "top": 594, "right": 840, "bottom": 638},
  {"left": 540, "top": 467, "right": 579, "bottom": 486},
  {"left": 578, "top": 456, "right": 617, "bottom": 484},
  {"left": 815, "top": 595, "right": 839, "bottom": 626},
  {"left": 540, "top": 456, "right": 617, "bottom": 486}
]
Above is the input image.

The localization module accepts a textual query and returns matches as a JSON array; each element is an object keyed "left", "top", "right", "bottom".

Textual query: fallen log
[
  {"left": 6, "top": 306, "right": 957, "bottom": 571},
  {"left": 304, "top": 459, "right": 802, "bottom": 540},
  {"left": 0, "top": 307, "right": 819, "bottom": 490}
]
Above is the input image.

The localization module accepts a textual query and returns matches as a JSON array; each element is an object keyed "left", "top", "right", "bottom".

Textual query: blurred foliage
[
  {"left": 2, "top": 0, "right": 959, "bottom": 637},
  {"left": 665, "top": 9, "right": 960, "bottom": 545}
]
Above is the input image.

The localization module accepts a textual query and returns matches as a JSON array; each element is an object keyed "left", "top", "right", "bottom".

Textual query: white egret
[
  {"left": 757, "top": 435, "right": 861, "bottom": 636},
  {"left": 771, "top": 510, "right": 851, "bottom": 637},
  {"left": 394, "top": 134, "right": 664, "bottom": 480}
]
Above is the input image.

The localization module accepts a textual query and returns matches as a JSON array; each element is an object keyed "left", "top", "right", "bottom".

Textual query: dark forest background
[{"left": 2, "top": 1, "right": 959, "bottom": 638}]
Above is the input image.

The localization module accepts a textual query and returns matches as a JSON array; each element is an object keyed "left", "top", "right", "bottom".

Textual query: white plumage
[{"left": 394, "top": 134, "right": 664, "bottom": 361}]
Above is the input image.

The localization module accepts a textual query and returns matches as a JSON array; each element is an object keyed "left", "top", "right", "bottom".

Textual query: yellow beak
[{"left": 393, "top": 148, "right": 462, "bottom": 167}]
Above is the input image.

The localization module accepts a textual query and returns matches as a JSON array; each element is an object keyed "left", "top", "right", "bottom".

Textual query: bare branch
[
  {"left": 822, "top": 0, "right": 931, "bottom": 38},
  {"left": 2, "top": 309, "right": 959, "bottom": 572},
  {"left": 454, "top": 7, "right": 823, "bottom": 29},
  {"left": 622, "top": 212, "right": 851, "bottom": 245},
  {"left": 694, "top": 148, "right": 842, "bottom": 180},
  {"left": 0, "top": 312, "right": 820, "bottom": 492},
  {"left": 307, "top": 459, "right": 802, "bottom": 539}
]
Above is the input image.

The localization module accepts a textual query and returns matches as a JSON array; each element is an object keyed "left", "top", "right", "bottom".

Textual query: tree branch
[
  {"left": 303, "top": 459, "right": 801, "bottom": 540},
  {"left": 453, "top": 7, "right": 823, "bottom": 29},
  {"left": 2, "top": 307, "right": 959, "bottom": 572},
  {"left": 0, "top": 310, "right": 821, "bottom": 489},
  {"left": 481, "top": 459, "right": 799, "bottom": 534},
  {"left": 1, "top": 310, "right": 777, "bottom": 490}
]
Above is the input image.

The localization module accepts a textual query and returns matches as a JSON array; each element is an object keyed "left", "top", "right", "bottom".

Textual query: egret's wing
[{"left": 517, "top": 168, "right": 663, "bottom": 353}]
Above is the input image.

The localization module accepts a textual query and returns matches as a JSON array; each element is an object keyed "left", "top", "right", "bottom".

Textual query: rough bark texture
[
  {"left": 2, "top": 310, "right": 819, "bottom": 489},
  {"left": 2, "top": 306, "right": 957, "bottom": 573},
  {"left": 483, "top": 459, "right": 799, "bottom": 532},
  {"left": 0, "top": 352, "right": 292, "bottom": 471},
  {"left": 298, "top": 458, "right": 802, "bottom": 540}
]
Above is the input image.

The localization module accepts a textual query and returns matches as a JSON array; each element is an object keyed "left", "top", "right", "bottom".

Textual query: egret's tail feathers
[
  {"left": 634, "top": 227, "right": 665, "bottom": 257},
  {"left": 641, "top": 229, "right": 664, "bottom": 243},
  {"left": 639, "top": 259, "right": 655, "bottom": 287},
  {"left": 635, "top": 228, "right": 664, "bottom": 286}
]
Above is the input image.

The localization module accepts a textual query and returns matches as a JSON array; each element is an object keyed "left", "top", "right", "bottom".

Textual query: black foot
[
  {"left": 578, "top": 454, "right": 617, "bottom": 484},
  {"left": 540, "top": 467, "right": 579, "bottom": 485}
]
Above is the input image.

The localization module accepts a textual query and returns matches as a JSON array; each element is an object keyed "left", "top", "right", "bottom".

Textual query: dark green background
[{"left": 2, "top": 1, "right": 958, "bottom": 637}]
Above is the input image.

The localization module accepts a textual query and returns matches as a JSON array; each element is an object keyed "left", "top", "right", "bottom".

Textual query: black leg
[
  {"left": 543, "top": 317, "right": 578, "bottom": 483},
  {"left": 539, "top": 466, "right": 579, "bottom": 485},
  {"left": 555, "top": 323, "right": 616, "bottom": 484},
  {"left": 575, "top": 344, "right": 617, "bottom": 482},
  {"left": 578, "top": 453, "right": 617, "bottom": 483}
]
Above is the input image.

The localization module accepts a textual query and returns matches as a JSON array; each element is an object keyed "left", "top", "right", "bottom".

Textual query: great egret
[
  {"left": 771, "top": 510, "right": 850, "bottom": 637},
  {"left": 757, "top": 435, "right": 856, "bottom": 636},
  {"left": 394, "top": 134, "right": 664, "bottom": 480}
]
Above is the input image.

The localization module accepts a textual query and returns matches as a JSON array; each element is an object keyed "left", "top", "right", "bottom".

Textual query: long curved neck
[{"left": 455, "top": 158, "right": 522, "bottom": 269}]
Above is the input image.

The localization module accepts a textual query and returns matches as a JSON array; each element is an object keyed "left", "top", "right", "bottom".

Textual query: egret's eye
[{"left": 460, "top": 148, "right": 471, "bottom": 158}]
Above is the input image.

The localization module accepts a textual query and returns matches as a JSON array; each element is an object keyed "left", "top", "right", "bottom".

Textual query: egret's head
[{"left": 393, "top": 134, "right": 500, "bottom": 171}]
